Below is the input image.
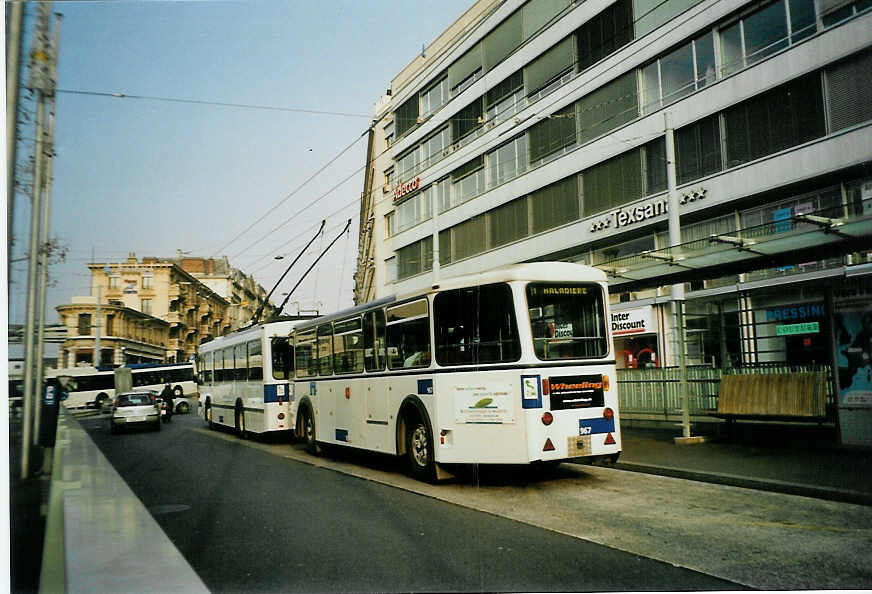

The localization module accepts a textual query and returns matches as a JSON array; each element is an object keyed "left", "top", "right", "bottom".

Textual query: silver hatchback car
[{"left": 109, "top": 390, "right": 161, "bottom": 433}]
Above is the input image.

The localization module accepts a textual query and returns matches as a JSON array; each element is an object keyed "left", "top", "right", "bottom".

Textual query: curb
[{"left": 614, "top": 461, "right": 872, "bottom": 506}]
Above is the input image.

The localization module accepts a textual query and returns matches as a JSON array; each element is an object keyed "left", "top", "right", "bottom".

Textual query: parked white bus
[
  {"left": 197, "top": 321, "right": 297, "bottom": 436},
  {"left": 290, "top": 262, "right": 621, "bottom": 482},
  {"left": 45, "top": 362, "right": 196, "bottom": 409}
]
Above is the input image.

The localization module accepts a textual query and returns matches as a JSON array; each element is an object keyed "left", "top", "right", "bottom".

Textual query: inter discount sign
[{"left": 611, "top": 306, "right": 654, "bottom": 336}]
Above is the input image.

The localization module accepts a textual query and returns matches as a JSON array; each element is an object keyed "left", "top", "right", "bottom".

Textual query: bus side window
[
  {"left": 293, "top": 332, "right": 315, "bottom": 378},
  {"left": 363, "top": 310, "right": 386, "bottom": 372},
  {"left": 235, "top": 343, "right": 247, "bottom": 381},
  {"left": 214, "top": 349, "right": 224, "bottom": 382},
  {"left": 386, "top": 299, "right": 431, "bottom": 369},
  {"left": 333, "top": 317, "right": 364, "bottom": 374},
  {"left": 224, "top": 348, "right": 234, "bottom": 382},
  {"left": 248, "top": 340, "right": 263, "bottom": 380},
  {"left": 317, "top": 324, "right": 333, "bottom": 376},
  {"left": 204, "top": 352, "right": 213, "bottom": 384}
]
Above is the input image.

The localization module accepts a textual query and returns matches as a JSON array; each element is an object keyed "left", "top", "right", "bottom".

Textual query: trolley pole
[{"left": 664, "top": 112, "right": 695, "bottom": 443}]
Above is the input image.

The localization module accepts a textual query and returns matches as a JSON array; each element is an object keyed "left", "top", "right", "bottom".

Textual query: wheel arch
[
  {"left": 395, "top": 394, "right": 434, "bottom": 457},
  {"left": 296, "top": 396, "right": 314, "bottom": 438}
]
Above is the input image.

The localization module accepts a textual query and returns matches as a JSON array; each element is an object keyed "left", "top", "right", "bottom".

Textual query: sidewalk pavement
[{"left": 615, "top": 425, "right": 872, "bottom": 505}]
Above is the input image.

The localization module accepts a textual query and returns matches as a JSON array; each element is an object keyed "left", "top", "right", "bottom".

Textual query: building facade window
[
  {"left": 488, "top": 134, "right": 528, "bottom": 186},
  {"left": 77, "top": 313, "right": 91, "bottom": 336},
  {"left": 395, "top": 94, "right": 420, "bottom": 139},
  {"left": 108, "top": 275, "right": 120, "bottom": 290},
  {"left": 106, "top": 314, "right": 115, "bottom": 336},
  {"left": 528, "top": 104, "right": 576, "bottom": 164},
  {"left": 485, "top": 71, "right": 524, "bottom": 124},
  {"left": 393, "top": 191, "right": 433, "bottom": 234},
  {"left": 141, "top": 298, "right": 153, "bottom": 315},
  {"left": 396, "top": 236, "right": 433, "bottom": 280},
  {"left": 451, "top": 156, "right": 486, "bottom": 206},
  {"left": 720, "top": 0, "right": 816, "bottom": 76},
  {"left": 675, "top": 114, "right": 722, "bottom": 184},
  {"left": 825, "top": 49, "right": 872, "bottom": 132},
  {"left": 142, "top": 273, "right": 154, "bottom": 289},
  {"left": 723, "top": 72, "right": 825, "bottom": 168},
  {"left": 576, "top": 0, "right": 634, "bottom": 71},
  {"left": 396, "top": 147, "right": 421, "bottom": 183},
  {"left": 421, "top": 126, "right": 450, "bottom": 168},
  {"left": 641, "top": 31, "right": 716, "bottom": 113},
  {"left": 450, "top": 99, "right": 484, "bottom": 143},
  {"left": 420, "top": 76, "right": 448, "bottom": 117}
]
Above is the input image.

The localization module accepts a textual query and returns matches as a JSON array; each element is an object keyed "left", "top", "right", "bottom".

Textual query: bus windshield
[{"left": 526, "top": 283, "right": 607, "bottom": 360}]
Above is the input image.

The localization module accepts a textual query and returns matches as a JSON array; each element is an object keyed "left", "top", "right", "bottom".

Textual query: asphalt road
[{"left": 79, "top": 413, "right": 742, "bottom": 593}]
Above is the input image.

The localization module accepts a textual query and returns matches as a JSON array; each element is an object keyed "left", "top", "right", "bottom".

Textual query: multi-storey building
[
  {"left": 56, "top": 253, "right": 236, "bottom": 366},
  {"left": 170, "top": 254, "right": 277, "bottom": 328},
  {"left": 357, "top": 0, "right": 872, "bottom": 433}
]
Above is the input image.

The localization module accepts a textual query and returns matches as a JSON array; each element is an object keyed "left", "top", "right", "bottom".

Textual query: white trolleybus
[
  {"left": 197, "top": 321, "right": 297, "bottom": 436},
  {"left": 46, "top": 362, "right": 197, "bottom": 409},
  {"left": 290, "top": 262, "right": 621, "bottom": 482}
]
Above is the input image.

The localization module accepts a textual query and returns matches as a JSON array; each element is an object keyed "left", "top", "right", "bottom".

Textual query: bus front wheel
[
  {"left": 301, "top": 406, "right": 319, "bottom": 455},
  {"left": 406, "top": 418, "right": 436, "bottom": 483},
  {"left": 235, "top": 405, "right": 247, "bottom": 439}
]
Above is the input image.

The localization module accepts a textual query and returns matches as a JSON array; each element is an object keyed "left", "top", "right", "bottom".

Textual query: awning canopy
[{"left": 595, "top": 203, "right": 872, "bottom": 289}]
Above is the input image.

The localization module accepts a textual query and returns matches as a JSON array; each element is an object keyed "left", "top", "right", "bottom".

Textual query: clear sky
[{"left": 8, "top": 0, "right": 473, "bottom": 331}]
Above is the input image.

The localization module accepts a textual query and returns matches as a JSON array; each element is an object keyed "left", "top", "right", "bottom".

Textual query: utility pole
[
  {"left": 664, "top": 112, "right": 696, "bottom": 444},
  {"left": 34, "top": 13, "right": 62, "bottom": 451},
  {"left": 21, "top": 4, "right": 55, "bottom": 478},
  {"left": 7, "top": 2, "right": 25, "bottom": 278}
]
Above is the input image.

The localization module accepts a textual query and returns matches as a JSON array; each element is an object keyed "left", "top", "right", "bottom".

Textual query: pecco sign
[{"left": 393, "top": 177, "right": 421, "bottom": 203}]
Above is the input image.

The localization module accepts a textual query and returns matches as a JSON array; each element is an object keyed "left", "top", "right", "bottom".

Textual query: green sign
[{"left": 776, "top": 322, "right": 820, "bottom": 336}]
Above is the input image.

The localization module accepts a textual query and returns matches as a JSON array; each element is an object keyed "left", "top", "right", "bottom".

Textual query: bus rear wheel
[{"left": 406, "top": 418, "right": 436, "bottom": 483}]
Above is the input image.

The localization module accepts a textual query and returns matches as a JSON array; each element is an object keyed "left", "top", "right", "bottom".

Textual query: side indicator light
[
  {"left": 345, "top": 387, "right": 350, "bottom": 399},
  {"left": 543, "top": 438, "right": 555, "bottom": 452},
  {"left": 603, "top": 407, "right": 614, "bottom": 420},
  {"left": 604, "top": 433, "right": 616, "bottom": 445},
  {"left": 542, "top": 378, "right": 550, "bottom": 395},
  {"left": 603, "top": 375, "right": 610, "bottom": 391},
  {"left": 541, "top": 412, "right": 553, "bottom": 426},
  {"left": 277, "top": 412, "right": 285, "bottom": 420}
]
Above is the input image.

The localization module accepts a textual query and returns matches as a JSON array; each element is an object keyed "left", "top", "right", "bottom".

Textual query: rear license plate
[{"left": 567, "top": 435, "right": 591, "bottom": 457}]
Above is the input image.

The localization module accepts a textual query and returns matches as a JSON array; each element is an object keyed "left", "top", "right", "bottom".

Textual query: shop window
[
  {"left": 576, "top": 0, "right": 634, "bottom": 71},
  {"left": 724, "top": 72, "right": 825, "bottom": 168},
  {"left": 675, "top": 114, "right": 722, "bottom": 184},
  {"left": 825, "top": 49, "right": 872, "bottom": 132}
]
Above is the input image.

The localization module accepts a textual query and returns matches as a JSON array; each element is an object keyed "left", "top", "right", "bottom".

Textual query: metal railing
[{"left": 616, "top": 364, "right": 834, "bottom": 418}]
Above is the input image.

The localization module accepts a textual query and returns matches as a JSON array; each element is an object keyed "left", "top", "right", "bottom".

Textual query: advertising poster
[
  {"left": 835, "top": 309, "right": 872, "bottom": 408},
  {"left": 454, "top": 384, "right": 514, "bottom": 424}
]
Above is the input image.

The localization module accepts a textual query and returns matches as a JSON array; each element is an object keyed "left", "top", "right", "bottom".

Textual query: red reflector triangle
[
  {"left": 604, "top": 433, "right": 616, "bottom": 445},
  {"left": 543, "top": 438, "right": 555, "bottom": 452}
]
